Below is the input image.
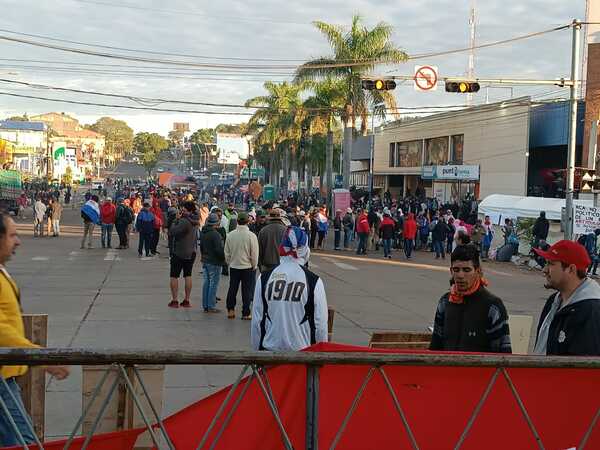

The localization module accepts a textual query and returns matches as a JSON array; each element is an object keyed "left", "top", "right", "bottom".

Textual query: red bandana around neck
[{"left": 449, "top": 277, "right": 489, "bottom": 304}]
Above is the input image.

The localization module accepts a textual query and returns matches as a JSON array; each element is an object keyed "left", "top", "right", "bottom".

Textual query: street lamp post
[{"left": 369, "top": 103, "right": 385, "bottom": 207}]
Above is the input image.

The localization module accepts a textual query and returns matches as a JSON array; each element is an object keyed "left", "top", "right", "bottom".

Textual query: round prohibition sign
[{"left": 414, "top": 66, "right": 438, "bottom": 91}]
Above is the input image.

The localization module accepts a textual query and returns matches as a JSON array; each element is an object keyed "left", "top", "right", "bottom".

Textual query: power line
[
  {"left": 0, "top": 77, "right": 542, "bottom": 113},
  {"left": 70, "top": 0, "right": 313, "bottom": 27},
  {"left": 0, "top": 23, "right": 571, "bottom": 71},
  {"left": 0, "top": 28, "right": 310, "bottom": 62}
]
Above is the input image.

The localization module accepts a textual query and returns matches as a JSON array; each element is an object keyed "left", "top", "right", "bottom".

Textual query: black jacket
[
  {"left": 532, "top": 217, "right": 550, "bottom": 240},
  {"left": 536, "top": 285, "right": 600, "bottom": 356},
  {"left": 430, "top": 286, "right": 512, "bottom": 353},
  {"left": 199, "top": 226, "right": 226, "bottom": 266},
  {"left": 432, "top": 221, "right": 449, "bottom": 241}
]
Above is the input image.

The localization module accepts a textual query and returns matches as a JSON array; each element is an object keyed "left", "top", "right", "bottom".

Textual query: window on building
[
  {"left": 450, "top": 134, "right": 464, "bottom": 164},
  {"left": 425, "top": 136, "right": 449, "bottom": 165},
  {"left": 389, "top": 142, "right": 396, "bottom": 167},
  {"left": 395, "top": 140, "right": 423, "bottom": 167}
]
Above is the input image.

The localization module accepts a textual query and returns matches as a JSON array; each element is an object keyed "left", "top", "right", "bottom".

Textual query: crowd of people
[{"left": 0, "top": 178, "right": 597, "bottom": 446}]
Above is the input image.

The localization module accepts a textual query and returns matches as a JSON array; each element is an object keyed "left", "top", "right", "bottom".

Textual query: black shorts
[{"left": 170, "top": 253, "right": 196, "bottom": 278}]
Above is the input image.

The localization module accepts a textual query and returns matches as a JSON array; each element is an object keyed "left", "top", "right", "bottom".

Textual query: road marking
[
  {"left": 322, "top": 257, "right": 358, "bottom": 271},
  {"left": 104, "top": 249, "right": 118, "bottom": 261},
  {"left": 315, "top": 253, "right": 448, "bottom": 272},
  {"left": 31, "top": 256, "right": 49, "bottom": 261},
  {"left": 69, "top": 251, "right": 80, "bottom": 256},
  {"left": 309, "top": 263, "right": 320, "bottom": 269}
]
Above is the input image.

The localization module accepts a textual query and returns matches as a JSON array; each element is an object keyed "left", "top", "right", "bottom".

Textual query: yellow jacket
[{"left": 0, "top": 269, "right": 38, "bottom": 379}]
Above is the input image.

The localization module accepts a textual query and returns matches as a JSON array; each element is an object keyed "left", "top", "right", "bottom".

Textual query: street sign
[
  {"left": 240, "top": 167, "right": 265, "bottom": 178},
  {"left": 414, "top": 65, "right": 438, "bottom": 92},
  {"left": 334, "top": 175, "right": 344, "bottom": 189}
]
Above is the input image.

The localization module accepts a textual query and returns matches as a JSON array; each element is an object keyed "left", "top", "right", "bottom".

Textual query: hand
[{"left": 45, "top": 366, "right": 70, "bottom": 380}]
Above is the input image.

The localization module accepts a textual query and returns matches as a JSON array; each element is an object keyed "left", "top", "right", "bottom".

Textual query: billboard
[
  {"left": 173, "top": 122, "right": 190, "bottom": 132},
  {"left": 216, "top": 133, "right": 249, "bottom": 165}
]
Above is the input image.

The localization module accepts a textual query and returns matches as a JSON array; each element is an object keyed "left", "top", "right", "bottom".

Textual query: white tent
[{"left": 479, "top": 194, "right": 593, "bottom": 222}]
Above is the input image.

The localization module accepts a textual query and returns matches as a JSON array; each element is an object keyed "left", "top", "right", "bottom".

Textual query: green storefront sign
[{"left": 240, "top": 167, "right": 266, "bottom": 178}]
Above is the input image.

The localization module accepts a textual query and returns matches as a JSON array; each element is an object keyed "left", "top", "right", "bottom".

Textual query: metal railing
[{"left": 0, "top": 348, "right": 597, "bottom": 450}]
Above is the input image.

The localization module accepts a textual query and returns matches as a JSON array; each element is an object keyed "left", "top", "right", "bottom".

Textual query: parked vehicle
[{"left": 0, "top": 169, "right": 22, "bottom": 215}]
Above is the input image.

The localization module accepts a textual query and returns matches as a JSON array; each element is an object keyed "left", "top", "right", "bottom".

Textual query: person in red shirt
[
  {"left": 100, "top": 198, "right": 116, "bottom": 248},
  {"left": 356, "top": 209, "right": 370, "bottom": 255},
  {"left": 402, "top": 213, "right": 417, "bottom": 259},
  {"left": 379, "top": 210, "right": 396, "bottom": 259},
  {"left": 151, "top": 199, "right": 164, "bottom": 255}
]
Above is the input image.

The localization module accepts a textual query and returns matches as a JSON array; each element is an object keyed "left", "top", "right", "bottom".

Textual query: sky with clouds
[{"left": 0, "top": 0, "right": 589, "bottom": 135}]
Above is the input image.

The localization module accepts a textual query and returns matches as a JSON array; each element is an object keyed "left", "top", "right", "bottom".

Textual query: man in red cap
[{"left": 533, "top": 240, "right": 600, "bottom": 355}]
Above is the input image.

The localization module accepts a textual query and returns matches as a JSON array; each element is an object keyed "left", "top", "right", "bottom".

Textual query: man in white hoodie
[{"left": 251, "top": 226, "right": 328, "bottom": 351}]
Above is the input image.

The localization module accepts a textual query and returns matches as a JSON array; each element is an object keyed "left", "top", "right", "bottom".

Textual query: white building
[
  {"left": 0, "top": 120, "right": 48, "bottom": 175},
  {"left": 373, "top": 99, "right": 531, "bottom": 202}
]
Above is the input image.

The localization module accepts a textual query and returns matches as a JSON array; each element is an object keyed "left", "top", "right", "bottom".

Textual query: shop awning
[{"left": 479, "top": 194, "right": 592, "bottom": 221}]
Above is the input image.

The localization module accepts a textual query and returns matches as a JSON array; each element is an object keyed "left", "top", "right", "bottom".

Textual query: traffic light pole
[{"left": 565, "top": 20, "right": 582, "bottom": 240}]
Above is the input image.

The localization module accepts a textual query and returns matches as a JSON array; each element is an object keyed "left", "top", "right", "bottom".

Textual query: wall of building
[{"left": 373, "top": 101, "right": 531, "bottom": 199}]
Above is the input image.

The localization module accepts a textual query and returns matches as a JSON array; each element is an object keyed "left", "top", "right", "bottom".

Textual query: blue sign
[{"left": 334, "top": 175, "right": 344, "bottom": 188}]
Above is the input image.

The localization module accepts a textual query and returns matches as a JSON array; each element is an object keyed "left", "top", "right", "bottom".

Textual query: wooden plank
[
  {"left": 370, "top": 331, "right": 432, "bottom": 344},
  {"left": 4, "top": 349, "right": 600, "bottom": 369},
  {"left": 16, "top": 314, "right": 47, "bottom": 441},
  {"left": 82, "top": 365, "right": 164, "bottom": 449},
  {"left": 327, "top": 307, "right": 335, "bottom": 342}
]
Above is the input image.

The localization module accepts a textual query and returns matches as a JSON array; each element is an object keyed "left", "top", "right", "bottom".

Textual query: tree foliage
[
  {"left": 86, "top": 117, "right": 134, "bottom": 162},
  {"left": 190, "top": 128, "right": 215, "bottom": 144},
  {"left": 168, "top": 129, "right": 185, "bottom": 147},
  {"left": 295, "top": 14, "right": 408, "bottom": 133},
  {"left": 133, "top": 132, "right": 168, "bottom": 175},
  {"left": 4, "top": 114, "right": 29, "bottom": 121}
]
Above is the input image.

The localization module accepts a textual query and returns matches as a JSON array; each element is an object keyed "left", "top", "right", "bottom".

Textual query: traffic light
[
  {"left": 445, "top": 81, "right": 480, "bottom": 93},
  {"left": 361, "top": 79, "right": 396, "bottom": 91}
]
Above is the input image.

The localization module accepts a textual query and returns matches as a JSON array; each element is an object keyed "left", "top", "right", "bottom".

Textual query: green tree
[
  {"left": 245, "top": 81, "right": 306, "bottom": 188},
  {"left": 86, "top": 117, "right": 134, "bottom": 165},
  {"left": 168, "top": 129, "right": 185, "bottom": 147},
  {"left": 295, "top": 15, "right": 408, "bottom": 187},
  {"left": 215, "top": 123, "right": 246, "bottom": 135},
  {"left": 133, "top": 132, "right": 168, "bottom": 176},
  {"left": 190, "top": 128, "right": 215, "bottom": 144},
  {"left": 303, "top": 78, "right": 346, "bottom": 210},
  {"left": 4, "top": 114, "right": 29, "bottom": 121}
]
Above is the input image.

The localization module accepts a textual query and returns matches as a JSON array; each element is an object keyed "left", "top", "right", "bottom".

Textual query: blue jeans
[
  {"left": 0, "top": 378, "right": 36, "bottom": 446},
  {"left": 202, "top": 263, "right": 221, "bottom": 310},
  {"left": 334, "top": 230, "right": 341, "bottom": 249},
  {"left": 101, "top": 223, "right": 113, "bottom": 247},
  {"left": 382, "top": 238, "right": 392, "bottom": 257},
  {"left": 433, "top": 239, "right": 445, "bottom": 258},
  {"left": 357, "top": 233, "right": 368, "bottom": 254},
  {"left": 344, "top": 230, "right": 351, "bottom": 249}
]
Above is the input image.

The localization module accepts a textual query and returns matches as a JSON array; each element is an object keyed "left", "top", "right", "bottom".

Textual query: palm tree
[
  {"left": 303, "top": 78, "right": 346, "bottom": 213},
  {"left": 295, "top": 15, "right": 408, "bottom": 188},
  {"left": 245, "top": 81, "right": 306, "bottom": 189}
]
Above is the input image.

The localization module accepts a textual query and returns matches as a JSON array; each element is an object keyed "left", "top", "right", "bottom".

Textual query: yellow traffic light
[
  {"left": 375, "top": 80, "right": 384, "bottom": 90},
  {"left": 445, "top": 81, "right": 481, "bottom": 93}
]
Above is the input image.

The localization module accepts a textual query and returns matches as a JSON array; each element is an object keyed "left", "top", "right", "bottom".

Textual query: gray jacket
[
  {"left": 258, "top": 221, "right": 287, "bottom": 270},
  {"left": 169, "top": 216, "right": 197, "bottom": 260}
]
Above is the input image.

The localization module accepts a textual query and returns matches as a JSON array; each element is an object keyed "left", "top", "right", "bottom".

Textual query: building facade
[
  {"left": 30, "top": 113, "right": 105, "bottom": 178},
  {"left": 373, "top": 100, "right": 532, "bottom": 202},
  {"left": 0, "top": 120, "right": 48, "bottom": 175}
]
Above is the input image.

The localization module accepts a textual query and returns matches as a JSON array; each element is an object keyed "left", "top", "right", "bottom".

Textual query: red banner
[
  {"left": 161, "top": 343, "right": 600, "bottom": 450},
  {"left": 4, "top": 428, "right": 143, "bottom": 450}
]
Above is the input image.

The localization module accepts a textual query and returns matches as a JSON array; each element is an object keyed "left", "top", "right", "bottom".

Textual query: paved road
[{"left": 10, "top": 207, "right": 553, "bottom": 437}]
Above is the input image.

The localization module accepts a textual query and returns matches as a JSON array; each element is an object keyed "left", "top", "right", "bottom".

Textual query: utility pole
[
  {"left": 467, "top": 2, "right": 476, "bottom": 106},
  {"left": 565, "top": 20, "right": 582, "bottom": 240}
]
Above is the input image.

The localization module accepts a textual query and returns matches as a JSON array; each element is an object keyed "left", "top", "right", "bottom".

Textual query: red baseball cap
[{"left": 533, "top": 240, "right": 591, "bottom": 270}]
